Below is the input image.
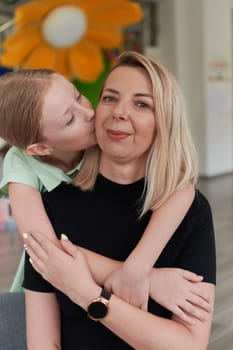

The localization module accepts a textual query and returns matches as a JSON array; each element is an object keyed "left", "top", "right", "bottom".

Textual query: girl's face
[
  {"left": 41, "top": 74, "right": 96, "bottom": 152},
  {"left": 96, "top": 66, "right": 156, "bottom": 164}
]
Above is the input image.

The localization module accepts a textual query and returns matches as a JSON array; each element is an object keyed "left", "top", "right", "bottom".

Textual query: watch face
[{"left": 88, "top": 300, "right": 108, "bottom": 320}]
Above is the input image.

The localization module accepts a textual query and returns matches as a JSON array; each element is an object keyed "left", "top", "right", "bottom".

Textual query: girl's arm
[
  {"left": 25, "top": 233, "right": 215, "bottom": 350},
  {"left": 9, "top": 183, "right": 57, "bottom": 243},
  {"left": 105, "top": 184, "right": 195, "bottom": 309},
  {"left": 25, "top": 290, "right": 61, "bottom": 350}
]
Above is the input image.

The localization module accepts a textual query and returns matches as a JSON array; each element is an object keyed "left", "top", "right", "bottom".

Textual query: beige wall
[{"left": 147, "top": 0, "right": 233, "bottom": 177}]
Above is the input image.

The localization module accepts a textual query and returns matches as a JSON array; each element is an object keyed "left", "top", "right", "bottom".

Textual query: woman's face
[
  {"left": 40, "top": 74, "right": 96, "bottom": 152},
  {"left": 96, "top": 66, "right": 156, "bottom": 163}
]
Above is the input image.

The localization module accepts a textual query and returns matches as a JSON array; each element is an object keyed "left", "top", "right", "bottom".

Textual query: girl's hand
[
  {"left": 104, "top": 264, "right": 149, "bottom": 310},
  {"left": 23, "top": 232, "right": 100, "bottom": 309},
  {"left": 150, "top": 268, "right": 212, "bottom": 325}
]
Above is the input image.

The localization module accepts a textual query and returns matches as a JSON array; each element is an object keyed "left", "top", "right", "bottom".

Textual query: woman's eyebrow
[
  {"left": 103, "top": 88, "right": 152, "bottom": 99},
  {"left": 134, "top": 93, "right": 153, "bottom": 99},
  {"left": 102, "top": 88, "right": 119, "bottom": 94}
]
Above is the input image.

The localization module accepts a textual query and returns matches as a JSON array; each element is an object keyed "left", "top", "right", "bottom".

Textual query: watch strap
[{"left": 100, "top": 288, "right": 111, "bottom": 301}]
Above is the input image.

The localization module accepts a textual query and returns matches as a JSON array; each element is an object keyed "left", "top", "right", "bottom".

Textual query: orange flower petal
[
  {"left": 78, "top": 0, "right": 126, "bottom": 14},
  {"left": 1, "top": 26, "right": 41, "bottom": 67},
  {"left": 69, "top": 40, "right": 103, "bottom": 82},
  {"left": 24, "top": 45, "right": 72, "bottom": 79},
  {"left": 53, "top": 50, "right": 71, "bottom": 79},
  {"left": 22, "top": 44, "right": 57, "bottom": 70},
  {"left": 86, "top": 28, "right": 122, "bottom": 49},
  {"left": 88, "top": 2, "right": 143, "bottom": 26},
  {"left": 15, "top": 0, "right": 83, "bottom": 30},
  {"left": 15, "top": 1, "right": 55, "bottom": 30}
]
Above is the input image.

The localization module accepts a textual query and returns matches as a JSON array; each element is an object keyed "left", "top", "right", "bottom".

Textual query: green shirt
[
  {"left": 0, "top": 146, "right": 83, "bottom": 293},
  {"left": 0, "top": 146, "right": 82, "bottom": 194}
]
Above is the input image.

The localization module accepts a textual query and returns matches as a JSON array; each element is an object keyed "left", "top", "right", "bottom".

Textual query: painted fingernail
[
  {"left": 61, "top": 234, "right": 68, "bottom": 240},
  {"left": 29, "top": 258, "right": 33, "bottom": 264},
  {"left": 23, "top": 243, "right": 28, "bottom": 250},
  {"left": 22, "top": 233, "right": 28, "bottom": 240}
]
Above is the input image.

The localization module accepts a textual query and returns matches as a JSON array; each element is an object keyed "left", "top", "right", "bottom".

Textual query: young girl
[{"left": 0, "top": 69, "right": 209, "bottom": 324}]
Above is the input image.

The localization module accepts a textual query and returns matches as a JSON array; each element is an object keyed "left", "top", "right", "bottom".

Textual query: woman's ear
[{"left": 26, "top": 143, "right": 53, "bottom": 156}]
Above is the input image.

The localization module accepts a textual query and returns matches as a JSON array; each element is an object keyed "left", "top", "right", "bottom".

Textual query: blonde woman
[{"left": 23, "top": 52, "right": 216, "bottom": 350}]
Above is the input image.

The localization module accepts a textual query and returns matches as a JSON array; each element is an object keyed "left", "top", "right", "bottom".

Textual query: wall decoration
[
  {"left": 207, "top": 57, "right": 231, "bottom": 82},
  {"left": 0, "top": 0, "right": 143, "bottom": 84}
]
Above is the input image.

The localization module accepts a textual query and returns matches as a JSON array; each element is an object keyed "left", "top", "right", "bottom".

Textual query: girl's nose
[
  {"left": 83, "top": 107, "right": 95, "bottom": 122},
  {"left": 77, "top": 105, "right": 95, "bottom": 122}
]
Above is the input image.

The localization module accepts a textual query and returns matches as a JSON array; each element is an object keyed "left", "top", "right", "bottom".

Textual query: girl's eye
[
  {"left": 76, "top": 93, "right": 81, "bottom": 101},
  {"left": 66, "top": 114, "right": 75, "bottom": 125}
]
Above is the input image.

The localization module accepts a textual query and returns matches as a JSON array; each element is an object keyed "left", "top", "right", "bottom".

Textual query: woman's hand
[
  {"left": 23, "top": 232, "right": 101, "bottom": 309},
  {"left": 150, "top": 268, "right": 212, "bottom": 325}
]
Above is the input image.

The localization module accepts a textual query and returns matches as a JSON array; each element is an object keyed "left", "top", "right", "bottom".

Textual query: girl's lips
[{"left": 107, "top": 129, "right": 130, "bottom": 140}]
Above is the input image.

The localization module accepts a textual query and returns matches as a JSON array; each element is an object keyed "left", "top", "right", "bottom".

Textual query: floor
[
  {"left": 0, "top": 173, "right": 232, "bottom": 349},
  {"left": 198, "top": 174, "right": 233, "bottom": 350}
]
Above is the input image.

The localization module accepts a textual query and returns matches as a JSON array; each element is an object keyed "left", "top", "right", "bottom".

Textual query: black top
[{"left": 23, "top": 174, "right": 216, "bottom": 350}]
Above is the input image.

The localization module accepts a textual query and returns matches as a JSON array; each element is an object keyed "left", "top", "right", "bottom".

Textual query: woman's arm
[
  {"left": 9, "top": 183, "right": 57, "bottom": 242},
  {"left": 25, "top": 290, "right": 61, "bottom": 350},
  {"left": 25, "top": 232, "right": 215, "bottom": 350},
  {"left": 100, "top": 283, "right": 214, "bottom": 350}
]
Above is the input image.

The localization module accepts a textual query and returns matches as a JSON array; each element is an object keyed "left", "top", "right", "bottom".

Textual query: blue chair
[{"left": 0, "top": 292, "right": 27, "bottom": 349}]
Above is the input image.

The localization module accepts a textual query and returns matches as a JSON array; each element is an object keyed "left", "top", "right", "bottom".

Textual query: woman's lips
[{"left": 107, "top": 129, "right": 130, "bottom": 140}]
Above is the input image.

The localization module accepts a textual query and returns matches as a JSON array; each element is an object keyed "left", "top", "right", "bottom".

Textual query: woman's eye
[
  {"left": 66, "top": 114, "right": 74, "bottom": 125},
  {"left": 102, "top": 95, "right": 115, "bottom": 102},
  {"left": 136, "top": 101, "right": 149, "bottom": 109}
]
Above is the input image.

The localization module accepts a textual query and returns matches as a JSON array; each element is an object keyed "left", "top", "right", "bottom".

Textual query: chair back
[{"left": 0, "top": 292, "right": 26, "bottom": 350}]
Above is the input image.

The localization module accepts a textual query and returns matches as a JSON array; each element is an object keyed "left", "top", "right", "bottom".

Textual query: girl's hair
[
  {"left": 0, "top": 68, "right": 55, "bottom": 150},
  {"left": 75, "top": 51, "right": 199, "bottom": 216}
]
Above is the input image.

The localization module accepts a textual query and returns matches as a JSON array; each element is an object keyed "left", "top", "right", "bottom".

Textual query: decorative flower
[{"left": 1, "top": 0, "right": 143, "bottom": 82}]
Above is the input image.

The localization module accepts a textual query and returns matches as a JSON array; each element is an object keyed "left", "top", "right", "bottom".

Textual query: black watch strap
[{"left": 100, "top": 288, "right": 111, "bottom": 301}]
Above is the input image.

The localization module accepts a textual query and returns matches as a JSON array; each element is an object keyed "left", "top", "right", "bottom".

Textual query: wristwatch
[{"left": 87, "top": 288, "right": 112, "bottom": 321}]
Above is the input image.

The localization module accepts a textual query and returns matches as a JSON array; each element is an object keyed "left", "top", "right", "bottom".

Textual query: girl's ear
[{"left": 26, "top": 143, "right": 53, "bottom": 156}]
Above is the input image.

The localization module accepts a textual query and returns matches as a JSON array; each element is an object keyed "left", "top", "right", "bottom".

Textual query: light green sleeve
[{"left": 0, "top": 147, "right": 40, "bottom": 192}]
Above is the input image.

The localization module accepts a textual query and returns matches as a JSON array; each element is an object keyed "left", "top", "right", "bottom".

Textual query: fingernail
[
  {"left": 23, "top": 243, "right": 28, "bottom": 250},
  {"left": 61, "top": 234, "right": 68, "bottom": 240},
  {"left": 22, "top": 233, "right": 28, "bottom": 240},
  {"left": 29, "top": 258, "right": 33, "bottom": 264}
]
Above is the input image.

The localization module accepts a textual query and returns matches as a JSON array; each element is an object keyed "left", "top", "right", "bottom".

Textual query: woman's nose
[{"left": 113, "top": 107, "right": 129, "bottom": 120}]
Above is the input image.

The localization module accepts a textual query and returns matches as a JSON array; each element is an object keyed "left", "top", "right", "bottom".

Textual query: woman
[
  {"left": 0, "top": 68, "right": 197, "bottom": 305},
  {"left": 23, "top": 51, "right": 216, "bottom": 350}
]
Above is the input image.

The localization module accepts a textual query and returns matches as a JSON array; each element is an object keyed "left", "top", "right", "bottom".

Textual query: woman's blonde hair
[
  {"left": 0, "top": 68, "right": 55, "bottom": 149},
  {"left": 74, "top": 51, "right": 198, "bottom": 216}
]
